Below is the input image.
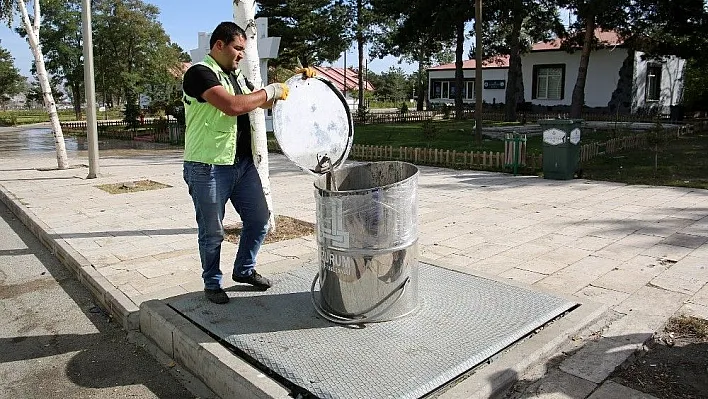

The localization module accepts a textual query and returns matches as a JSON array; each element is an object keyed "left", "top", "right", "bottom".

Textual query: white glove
[{"left": 263, "top": 83, "right": 289, "bottom": 101}]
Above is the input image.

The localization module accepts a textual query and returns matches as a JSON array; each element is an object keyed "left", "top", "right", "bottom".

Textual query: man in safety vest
[{"left": 182, "top": 21, "right": 315, "bottom": 304}]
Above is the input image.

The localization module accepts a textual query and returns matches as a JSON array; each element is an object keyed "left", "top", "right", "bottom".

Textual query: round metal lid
[{"left": 272, "top": 74, "right": 353, "bottom": 175}]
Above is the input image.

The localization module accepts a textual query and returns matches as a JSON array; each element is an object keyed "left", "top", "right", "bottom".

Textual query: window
[
  {"left": 430, "top": 79, "right": 475, "bottom": 100},
  {"left": 646, "top": 65, "right": 662, "bottom": 102},
  {"left": 432, "top": 81, "right": 442, "bottom": 99},
  {"left": 465, "top": 81, "right": 475, "bottom": 99},
  {"left": 532, "top": 64, "right": 565, "bottom": 100}
]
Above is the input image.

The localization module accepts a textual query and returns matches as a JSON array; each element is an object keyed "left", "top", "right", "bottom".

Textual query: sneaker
[
  {"left": 204, "top": 288, "right": 229, "bottom": 304},
  {"left": 232, "top": 271, "right": 272, "bottom": 290}
]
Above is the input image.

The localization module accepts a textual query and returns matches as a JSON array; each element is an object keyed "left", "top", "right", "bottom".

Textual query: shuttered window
[
  {"left": 536, "top": 67, "right": 563, "bottom": 99},
  {"left": 532, "top": 64, "right": 565, "bottom": 100}
]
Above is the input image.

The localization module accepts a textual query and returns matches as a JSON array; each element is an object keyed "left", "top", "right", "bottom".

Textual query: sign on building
[{"left": 484, "top": 80, "right": 506, "bottom": 90}]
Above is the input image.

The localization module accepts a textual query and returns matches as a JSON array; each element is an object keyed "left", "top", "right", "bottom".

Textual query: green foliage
[
  {"left": 367, "top": 66, "right": 413, "bottom": 103},
  {"left": 399, "top": 101, "right": 408, "bottom": 115},
  {"left": 0, "top": 111, "right": 17, "bottom": 126},
  {"left": 682, "top": 59, "right": 708, "bottom": 112},
  {"left": 356, "top": 106, "right": 370, "bottom": 121},
  {"left": 421, "top": 119, "right": 439, "bottom": 142},
  {"left": 0, "top": 42, "right": 24, "bottom": 104},
  {"left": 15, "top": 0, "right": 84, "bottom": 116},
  {"left": 626, "top": 0, "right": 708, "bottom": 61},
  {"left": 256, "top": 0, "right": 351, "bottom": 67},
  {"left": 93, "top": 0, "right": 184, "bottom": 111},
  {"left": 442, "top": 104, "right": 451, "bottom": 119},
  {"left": 25, "top": 80, "right": 65, "bottom": 106},
  {"left": 123, "top": 93, "right": 140, "bottom": 129}
]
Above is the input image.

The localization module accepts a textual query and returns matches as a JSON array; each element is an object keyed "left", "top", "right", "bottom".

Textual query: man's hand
[
  {"left": 263, "top": 83, "right": 289, "bottom": 101},
  {"left": 295, "top": 67, "right": 317, "bottom": 79}
]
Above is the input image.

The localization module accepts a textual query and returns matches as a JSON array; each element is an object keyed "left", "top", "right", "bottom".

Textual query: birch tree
[
  {"left": 233, "top": 0, "right": 276, "bottom": 232},
  {"left": 0, "top": 0, "right": 69, "bottom": 169}
]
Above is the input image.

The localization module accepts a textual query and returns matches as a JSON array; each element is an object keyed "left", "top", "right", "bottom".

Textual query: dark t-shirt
[{"left": 183, "top": 64, "right": 254, "bottom": 160}]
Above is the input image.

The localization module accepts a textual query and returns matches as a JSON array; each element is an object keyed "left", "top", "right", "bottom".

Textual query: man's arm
[
  {"left": 184, "top": 65, "right": 286, "bottom": 116},
  {"left": 202, "top": 86, "right": 269, "bottom": 116}
]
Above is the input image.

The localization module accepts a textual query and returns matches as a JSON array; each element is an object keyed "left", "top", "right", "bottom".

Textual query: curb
[
  {"left": 437, "top": 299, "right": 607, "bottom": 398},
  {"left": 140, "top": 300, "right": 290, "bottom": 399},
  {"left": 0, "top": 184, "right": 140, "bottom": 330}
]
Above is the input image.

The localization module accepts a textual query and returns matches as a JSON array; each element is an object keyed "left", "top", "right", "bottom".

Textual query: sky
[{"left": 0, "top": 0, "right": 416, "bottom": 79}]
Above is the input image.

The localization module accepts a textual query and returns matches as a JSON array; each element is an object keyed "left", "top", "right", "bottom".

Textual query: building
[
  {"left": 312, "top": 66, "right": 375, "bottom": 109},
  {"left": 427, "top": 31, "right": 685, "bottom": 115}
]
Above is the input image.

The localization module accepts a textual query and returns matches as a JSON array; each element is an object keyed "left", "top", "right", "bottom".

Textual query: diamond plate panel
[{"left": 169, "top": 262, "right": 576, "bottom": 399}]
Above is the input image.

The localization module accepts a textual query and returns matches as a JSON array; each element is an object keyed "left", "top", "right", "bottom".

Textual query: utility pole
[
  {"left": 475, "top": 0, "right": 483, "bottom": 145},
  {"left": 82, "top": 0, "right": 100, "bottom": 178}
]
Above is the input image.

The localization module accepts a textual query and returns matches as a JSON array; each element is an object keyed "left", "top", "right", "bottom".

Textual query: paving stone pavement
[{"left": 1, "top": 127, "right": 706, "bottom": 398}]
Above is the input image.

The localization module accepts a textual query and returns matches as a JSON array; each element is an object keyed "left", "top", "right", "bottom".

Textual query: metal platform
[{"left": 168, "top": 262, "right": 576, "bottom": 399}]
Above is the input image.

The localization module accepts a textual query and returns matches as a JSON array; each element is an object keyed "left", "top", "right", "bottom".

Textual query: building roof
[
  {"left": 531, "top": 29, "right": 623, "bottom": 51},
  {"left": 169, "top": 62, "right": 192, "bottom": 78},
  {"left": 428, "top": 55, "right": 511, "bottom": 71},
  {"left": 429, "top": 30, "right": 624, "bottom": 71},
  {"left": 313, "top": 66, "right": 375, "bottom": 91}
]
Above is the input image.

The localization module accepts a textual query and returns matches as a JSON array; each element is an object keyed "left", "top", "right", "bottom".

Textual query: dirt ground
[
  {"left": 224, "top": 215, "right": 315, "bottom": 245},
  {"left": 610, "top": 316, "right": 708, "bottom": 399}
]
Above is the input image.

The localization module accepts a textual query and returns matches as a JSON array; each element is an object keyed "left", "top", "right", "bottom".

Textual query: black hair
[{"left": 209, "top": 22, "right": 247, "bottom": 49}]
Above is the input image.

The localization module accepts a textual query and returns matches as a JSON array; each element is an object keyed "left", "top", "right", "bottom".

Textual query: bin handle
[{"left": 309, "top": 273, "right": 410, "bottom": 325}]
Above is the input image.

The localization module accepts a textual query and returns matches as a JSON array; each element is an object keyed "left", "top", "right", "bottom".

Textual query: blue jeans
[{"left": 183, "top": 157, "right": 270, "bottom": 290}]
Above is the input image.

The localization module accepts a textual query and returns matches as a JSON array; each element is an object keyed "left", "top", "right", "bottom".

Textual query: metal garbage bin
[
  {"left": 272, "top": 74, "right": 419, "bottom": 324},
  {"left": 539, "top": 119, "right": 582, "bottom": 180},
  {"left": 313, "top": 161, "right": 419, "bottom": 323}
]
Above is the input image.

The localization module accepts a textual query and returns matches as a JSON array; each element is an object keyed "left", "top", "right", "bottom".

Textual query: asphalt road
[{"left": 0, "top": 200, "right": 215, "bottom": 399}]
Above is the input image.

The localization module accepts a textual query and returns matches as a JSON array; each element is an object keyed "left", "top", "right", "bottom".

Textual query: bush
[
  {"left": 0, "top": 112, "right": 18, "bottom": 126},
  {"left": 422, "top": 119, "right": 439, "bottom": 142},
  {"left": 442, "top": 104, "right": 451, "bottom": 119},
  {"left": 400, "top": 102, "right": 409, "bottom": 115}
]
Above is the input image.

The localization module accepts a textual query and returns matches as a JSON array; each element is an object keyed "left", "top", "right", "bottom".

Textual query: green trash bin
[{"left": 539, "top": 119, "right": 582, "bottom": 180}]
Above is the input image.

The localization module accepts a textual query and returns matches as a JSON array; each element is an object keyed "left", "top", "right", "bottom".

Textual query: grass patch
[
  {"left": 353, "top": 121, "right": 506, "bottom": 152},
  {"left": 224, "top": 215, "right": 314, "bottom": 245},
  {"left": 96, "top": 179, "right": 172, "bottom": 194},
  {"left": 581, "top": 133, "right": 708, "bottom": 189},
  {"left": 348, "top": 121, "right": 643, "bottom": 153}
]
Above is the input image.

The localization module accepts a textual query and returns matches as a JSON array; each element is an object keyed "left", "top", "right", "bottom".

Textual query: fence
[
  {"left": 578, "top": 124, "right": 695, "bottom": 163},
  {"left": 353, "top": 110, "right": 680, "bottom": 125},
  {"left": 62, "top": 118, "right": 705, "bottom": 173},
  {"left": 267, "top": 139, "right": 540, "bottom": 171},
  {"left": 61, "top": 120, "right": 175, "bottom": 143}
]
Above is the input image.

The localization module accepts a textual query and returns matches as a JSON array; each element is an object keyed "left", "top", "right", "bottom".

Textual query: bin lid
[{"left": 272, "top": 74, "right": 353, "bottom": 175}]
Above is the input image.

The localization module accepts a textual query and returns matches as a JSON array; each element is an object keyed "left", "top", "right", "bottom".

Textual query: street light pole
[
  {"left": 475, "top": 0, "right": 483, "bottom": 144},
  {"left": 81, "top": 0, "right": 100, "bottom": 178}
]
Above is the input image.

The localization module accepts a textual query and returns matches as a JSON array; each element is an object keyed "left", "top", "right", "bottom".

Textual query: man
[{"left": 182, "top": 21, "right": 315, "bottom": 304}]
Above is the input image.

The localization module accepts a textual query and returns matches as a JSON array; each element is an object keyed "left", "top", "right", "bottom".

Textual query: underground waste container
[
  {"left": 272, "top": 73, "right": 419, "bottom": 324},
  {"left": 539, "top": 118, "right": 582, "bottom": 180}
]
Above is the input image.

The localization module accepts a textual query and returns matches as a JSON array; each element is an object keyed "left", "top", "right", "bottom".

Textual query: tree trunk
[
  {"left": 504, "top": 14, "right": 523, "bottom": 122},
  {"left": 454, "top": 20, "right": 464, "bottom": 120},
  {"left": 19, "top": 0, "right": 69, "bottom": 169},
  {"left": 72, "top": 82, "right": 82, "bottom": 120},
  {"left": 474, "top": 0, "right": 483, "bottom": 144},
  {"left": 234, "top": 0, "right": 275, "bottom": 231},
  {"left": 356, "top": 0, "right": 365, "bottom": 114},
  {"left": 416, "top": 56, "right": 425, "bottom": 111},
  {"left": 570, "top": 17, "right": 596, "bottom": 119}
]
